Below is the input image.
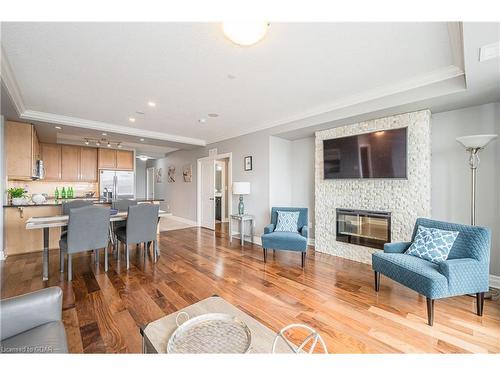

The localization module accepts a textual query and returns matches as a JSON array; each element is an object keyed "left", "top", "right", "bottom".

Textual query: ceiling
[{"left": 1, "top": 22, "right": 499, "bottom": 151}]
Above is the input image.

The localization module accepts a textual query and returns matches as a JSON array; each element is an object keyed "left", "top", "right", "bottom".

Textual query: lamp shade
[
  {"left": 456, "top": 134, "right": 498, "bottom": 149},
  {"left": 233, "top": 182, "right": 250, "bottom": 195}
]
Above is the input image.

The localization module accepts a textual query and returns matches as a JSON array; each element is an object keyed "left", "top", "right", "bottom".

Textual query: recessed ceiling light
[
  {"left": 199, "top": 118, "right": 207, "bottom": 124},
  {"left": 138, "top": 155, "right": 149, "bottom": 161},
  {"left": 96, "top": 141, "right": 101, "bottom": 146},
  {"left": 140, "top": 138, "right": 145, "bottom": 142},
  {"left": 147, "top": 101, "right": 156, "bottom": 107},
  {"left": 102, "top": 132, "right": 107, "bottom": 136},
  {"left": 55, "top": 126, "right": 62, "bottom": 130},
  {"left": 129, "top": 117, "right": 136, "bottom": 123},
  {"left": 107, "top": 142, "right": 111, "bottom": 147}
]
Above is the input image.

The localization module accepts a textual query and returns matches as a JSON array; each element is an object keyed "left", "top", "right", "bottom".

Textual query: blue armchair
[
  {"left": 261, "top": 207, "right": 308, "bottom": 267},
  {"left": 372, "top": 218, "right": 491, "bottom": 326}
]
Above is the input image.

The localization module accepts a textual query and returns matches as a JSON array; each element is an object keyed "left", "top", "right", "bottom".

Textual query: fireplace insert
[{"left": 336, "top": 208, "right": 391, "bottom": 250}]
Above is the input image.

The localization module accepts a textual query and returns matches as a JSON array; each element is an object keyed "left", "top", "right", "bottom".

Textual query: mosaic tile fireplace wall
[{"left": 314, "top": 110, "right": 432, "bottom": 264}]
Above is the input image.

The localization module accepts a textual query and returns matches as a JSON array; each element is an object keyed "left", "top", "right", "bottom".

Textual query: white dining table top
[{"left": 25, "top": 210, "right": 172, "bottom": 230}]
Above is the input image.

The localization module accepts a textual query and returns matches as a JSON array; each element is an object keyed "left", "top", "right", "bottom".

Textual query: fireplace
[{"left": 336, "top": 209, "right": 391, "bottom": 250}]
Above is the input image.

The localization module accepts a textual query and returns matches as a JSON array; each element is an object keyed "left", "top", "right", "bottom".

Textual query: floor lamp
[{"left": 456, "top": 134, "right": 498, "bottom": 299}]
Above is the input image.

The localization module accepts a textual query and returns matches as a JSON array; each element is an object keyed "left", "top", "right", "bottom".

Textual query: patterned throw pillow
[
  {"left": 275, "top": 211, "right": 300, "bottom": 233},
  {"left": 405, "top": 225, "right": 459, "bottom": 264}
]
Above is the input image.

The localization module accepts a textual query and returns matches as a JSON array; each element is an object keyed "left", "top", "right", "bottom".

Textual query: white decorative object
[
  {"left": 272, "top": 324, "right": 328, "bottom": 354},
  {"left": 12, "top": 197, "right": 26, "bottom": 205},
  {"left": 315, "top": 110, "right": 432, "bottom": 264},
  {"left": 31, "top": 194, "right": 47, "bottom": 204}
]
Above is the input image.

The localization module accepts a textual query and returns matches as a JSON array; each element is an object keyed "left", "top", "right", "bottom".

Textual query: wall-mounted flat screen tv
[{"left": 323, "top": 127, "right": 407, "bottom": 179}]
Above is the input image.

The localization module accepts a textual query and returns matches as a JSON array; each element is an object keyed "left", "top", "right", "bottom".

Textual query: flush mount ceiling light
[{"left": 222, "top": 22, "right": 270, "bottom": 46}]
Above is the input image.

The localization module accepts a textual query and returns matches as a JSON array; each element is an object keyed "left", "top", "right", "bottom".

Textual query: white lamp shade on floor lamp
[
  {"left": 232, "top": 182, "right": 251, "bottom": 195},
  {"left": 456, "top": 134, "right": 498, "bottom": 149}
]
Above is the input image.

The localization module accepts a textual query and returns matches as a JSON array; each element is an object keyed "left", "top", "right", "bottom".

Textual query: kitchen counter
[{"left": 3, "top": 198, "right": 164, "bottom": 208}]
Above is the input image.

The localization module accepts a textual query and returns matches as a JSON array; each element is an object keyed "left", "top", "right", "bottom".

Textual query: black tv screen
[{"left": 323, "top": 127, "right": 407, "bottom": 179}]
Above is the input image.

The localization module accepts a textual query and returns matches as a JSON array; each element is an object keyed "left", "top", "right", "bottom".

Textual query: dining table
[{"left": 25, "top": 209, "right": 172, "bottom": 281}]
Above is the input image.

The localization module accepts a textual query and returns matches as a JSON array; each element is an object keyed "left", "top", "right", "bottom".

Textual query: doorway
[{"left": 197, "top": 152, "right": 232, "bottom": 233}]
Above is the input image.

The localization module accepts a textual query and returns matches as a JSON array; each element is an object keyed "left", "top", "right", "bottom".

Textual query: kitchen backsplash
[{"left": 8, "top": 180, "right": 98, "bottom": 197}]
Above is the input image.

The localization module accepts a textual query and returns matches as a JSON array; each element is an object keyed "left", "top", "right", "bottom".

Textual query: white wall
[
  {"left": 432, "top": 102, "right": 500, "bottom": 276},
  {"left": 291, "top": 137, "right": 315, "bottom": 237},
  {"left": 0, "top": 116, "right": 5, "bottom": 259},
  {"left": 269, "top": 136, "right": 292, "bottom": 207},
  {"left": 135, "top": 159, "right": 147, "bottom": 198}
]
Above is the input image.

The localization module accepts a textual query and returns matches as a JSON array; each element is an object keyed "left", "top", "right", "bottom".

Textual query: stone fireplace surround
[{"left": 314, "top": 110, "right": 431, "bottom": 264}]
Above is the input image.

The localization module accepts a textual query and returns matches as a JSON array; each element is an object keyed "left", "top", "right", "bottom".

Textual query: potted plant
[{"left": 7, "top": 187, "right": 27, "bottom": 205}]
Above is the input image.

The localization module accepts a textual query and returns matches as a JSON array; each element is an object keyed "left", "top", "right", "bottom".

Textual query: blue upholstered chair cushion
[
  {"left": 261, "top": 231, "right": 307, "bottom": 252},
  {"left": 372, "top": 253, "right": 449, "bottom": 299},
  {"left": 275, "top": 211, "right": 300, "bottom": 232},
  {"left": 405, "top": 225, "right": 459, "bottom": 264}
]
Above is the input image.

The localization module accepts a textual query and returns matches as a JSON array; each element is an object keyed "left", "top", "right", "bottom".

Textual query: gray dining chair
[
  {"left": 111, "top": 199, "right": 138, "bottom": 249},
  {"left": 115, "top": 204, "right": 160, "bottom": 269},
  {"left": 61, "top": 200, "right": 93, "bottom": 236},
  {"left": 59, "top": 205, "right": 111, "bottom": 281}
]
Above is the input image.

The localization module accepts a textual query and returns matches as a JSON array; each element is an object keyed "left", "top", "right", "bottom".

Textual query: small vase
[{"left": 12, "top": 197, "right": 26, "bottom": 205}]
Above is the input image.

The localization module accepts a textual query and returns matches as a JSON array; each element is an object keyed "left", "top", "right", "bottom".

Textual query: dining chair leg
[
  {"left": 60, "top": 251, "right": 65, "bottom": 273},
  {"left": 68, "top": 254, "right": 73, "bottom": 281},
  {"left": 126, "top": 243, "right": 130, "bottom": 269},
  {"left": 155, "top": 240, "right": 160, "bottom": 258},
  {"left": 476, "top": 292, "right": 484, "bottom": 316},
  {"left": 263, "top": 248, "right": 267, "bottom": 263},
  {"left": 104, "top": 245, "right": 109, "bottom": 272},
  {"left": 301, "top": 252, "right": 306, "bottom": 268},
  {"left": 94, "top": 249, "right": 99, "bottom": 265},
  {"left": 153, "top": 241, "right": 158, "bottom": 263}
]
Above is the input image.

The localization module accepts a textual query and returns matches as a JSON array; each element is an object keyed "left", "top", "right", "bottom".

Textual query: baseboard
[
  {"left": 168, "top": 215, "right": 198, "bottom": 226},
  {"left": 308, "top": 238, "right": 315, "bottom": 247},
  {"left": 490, "top": 274, "right": 500, "bottom": 290}
]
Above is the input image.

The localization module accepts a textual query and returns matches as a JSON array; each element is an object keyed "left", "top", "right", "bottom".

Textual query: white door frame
[
  {"left": 197, "top": 152, "right": 232, "bottom": 227},
  {"left": 146, "top": 167, "right": 155, "bottom": 199}
]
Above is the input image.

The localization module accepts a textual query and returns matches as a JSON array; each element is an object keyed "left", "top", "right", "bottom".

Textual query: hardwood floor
[{"left": 1, "top": 226, "right": 499, "bottom": 353}]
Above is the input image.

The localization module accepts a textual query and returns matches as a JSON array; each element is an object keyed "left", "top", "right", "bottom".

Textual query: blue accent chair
[
  {"left": 261, "top": 207, "right": 308, "bottom": 267},
  {"left": 372, "top": 218, "right": 491, "bottom": 326}
]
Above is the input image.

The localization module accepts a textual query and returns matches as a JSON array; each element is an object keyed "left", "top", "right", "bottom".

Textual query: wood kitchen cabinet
[
  {"left": 4, "top": 206, "right": 62, "bottom": 255},
  {"left": 116, "top": 150, "right": 134, "bottom": 170},
  {"left": 98, "top": 149, "right": 134, "bottom": 170},
  {"left": 40, "top": 143, "right": 62, "bottom": 180},
  {"left": 61, "top": 145, "right": 80, "bottom": 181},
  {"left": 5, "top": 121, "right": 40, "bottom": 180},
  {"left": 80, "top": 147, "right": 98, "bottom": 181},
  {"left": 98, "top": 148, "right": 117, "bottom": 169}
]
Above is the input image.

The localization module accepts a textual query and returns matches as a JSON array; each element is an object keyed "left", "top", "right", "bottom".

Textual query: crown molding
[
  {"left": 207, "top": 65, "right": 466, "bottom": 144},
  {"left": 0, "top": 44, "right": 26, "bottom": 115},
  {"left": 20, "top": 110, "right": 206, "bottom": 146}
]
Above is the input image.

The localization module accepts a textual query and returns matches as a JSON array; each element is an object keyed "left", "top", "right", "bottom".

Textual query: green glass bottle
[
  {"left": 69, "top": 187, "right": 74, "bottom": 198},
  {"left": 54, "top": 187, "right": 59, "bottom": 202},
  {"left": 61, "top": 187, "right": 66, "bottom": 199}
]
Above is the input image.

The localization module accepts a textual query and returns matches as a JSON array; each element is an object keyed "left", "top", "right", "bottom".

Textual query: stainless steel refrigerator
[{"left": 99, "top": 170, "right": 135, "bottom": 200}]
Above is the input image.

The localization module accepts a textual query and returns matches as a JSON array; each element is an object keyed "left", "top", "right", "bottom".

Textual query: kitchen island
[{"left": 3, "top": 198, "right": 164, "bottom": 256}]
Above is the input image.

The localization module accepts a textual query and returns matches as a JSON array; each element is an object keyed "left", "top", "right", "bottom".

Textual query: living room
[{"left": 1, "top": 1, "right": 499, "bottom": 373}]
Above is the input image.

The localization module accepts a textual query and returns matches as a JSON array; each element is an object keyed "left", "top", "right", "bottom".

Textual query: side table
[{"left": 230, "top": 214, "right": 255, "bottom": 245}]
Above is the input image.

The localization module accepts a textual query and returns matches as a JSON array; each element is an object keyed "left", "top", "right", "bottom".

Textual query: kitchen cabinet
[
  {"left": 61, "top": 145, "right": 80, "bottom": 181},
  {"left": 116, "top": 150, "right": 134, "bottom": 170},
  {"left": 4, "top": 206, "right": 62, "bottom": 255},
  {"left": 5, "top": 121, "right": 40, "bottom": 180},
  {"left": 98, "top": 148, "right": 117, "bottom": 169},
  {"left": 98, "top": 149, "right": 134, "bottom": 170},
  {"left": 80, "top": 147, "right": 98, "bottom": 181},
  {"left": 40, "top": 143, "right": 62, "bottom": 180}
]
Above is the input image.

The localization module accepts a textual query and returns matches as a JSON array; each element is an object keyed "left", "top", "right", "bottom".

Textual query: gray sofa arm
[{"left": 0, "top": 287, "right": 63, "bottom": 341}]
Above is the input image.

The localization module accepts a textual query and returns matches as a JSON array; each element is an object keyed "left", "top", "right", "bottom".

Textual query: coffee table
[{"left": 140, "top": 296, "right": 290, "bottom": 353}]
